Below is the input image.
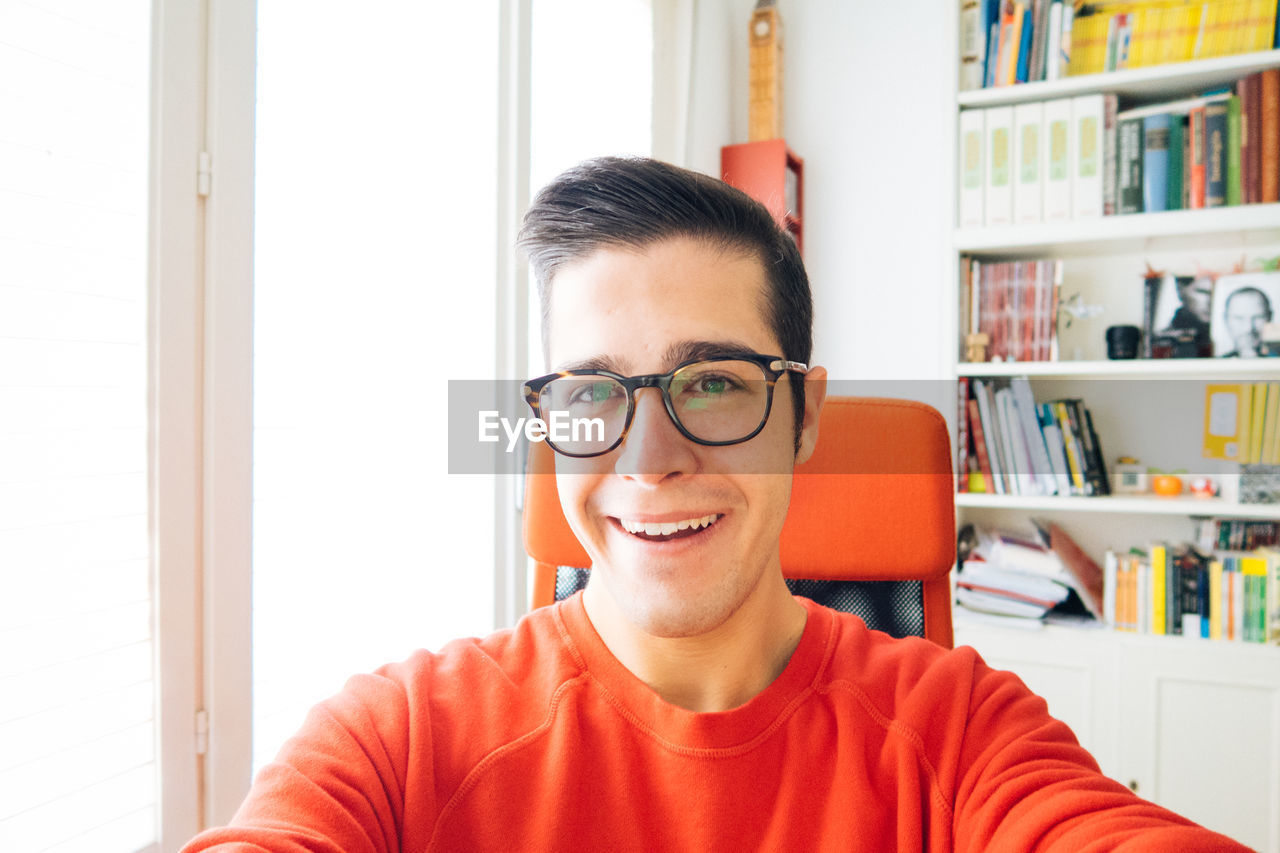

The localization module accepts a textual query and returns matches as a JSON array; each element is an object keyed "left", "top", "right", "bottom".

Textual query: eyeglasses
[{"left": 522, "top": 352, "right": 808, "bottom": 458}]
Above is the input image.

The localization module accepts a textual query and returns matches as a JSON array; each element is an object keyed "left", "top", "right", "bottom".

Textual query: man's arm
[
  {"left": 951, "top": 658, "right": 1252, "bottom": 851},
  {"left": 181, "top": 667, "right": 423, "bottom": 853}
]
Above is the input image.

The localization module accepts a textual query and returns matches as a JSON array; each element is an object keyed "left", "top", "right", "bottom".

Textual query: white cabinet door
[
  {"left": 1117, "top": 641, "right": 1280, "bottom": 853},
  {"left": 954, "top": 619, "right": 1280, "bottom": 852}
]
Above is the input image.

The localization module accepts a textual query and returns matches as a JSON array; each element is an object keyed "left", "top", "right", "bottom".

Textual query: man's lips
[{"left": 610, "top": 513, "right": 723, "bottom": 542}]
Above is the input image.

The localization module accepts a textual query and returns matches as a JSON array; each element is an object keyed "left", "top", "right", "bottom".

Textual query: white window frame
[{"left": 185, "top": 0, "right": 534, "bottom": 827}]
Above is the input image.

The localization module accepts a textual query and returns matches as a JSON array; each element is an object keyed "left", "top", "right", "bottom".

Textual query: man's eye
[
  {"left": 568, "top": 382, "right": 618, "bottom": 405},
  {"left": 688, "top": 374, "right": 740, "bottom": 395}
]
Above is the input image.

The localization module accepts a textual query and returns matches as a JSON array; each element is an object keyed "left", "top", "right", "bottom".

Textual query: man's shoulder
[
  {"left": 807, "top": 601, "right": 985, "bottom": 712},
  {"left": 372, "top": 600, "right": 581, "bottom": 703}
]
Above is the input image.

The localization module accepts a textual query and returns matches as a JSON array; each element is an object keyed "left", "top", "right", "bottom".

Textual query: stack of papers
[{"left": 957, "top": 526, "right": 1076, "bottom": 620}]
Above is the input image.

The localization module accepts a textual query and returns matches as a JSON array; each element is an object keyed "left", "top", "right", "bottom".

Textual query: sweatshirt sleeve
[
  {"left": 180, "top": 665, "right": 423, "bottom": 853},
  {"left": 950, "top": 655, "right": 1253, "bottom": 852}
]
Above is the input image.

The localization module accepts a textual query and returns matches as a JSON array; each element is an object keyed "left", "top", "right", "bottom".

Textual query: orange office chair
[{"left": 523, "top": 396, "right": 955, "bottom": 647}]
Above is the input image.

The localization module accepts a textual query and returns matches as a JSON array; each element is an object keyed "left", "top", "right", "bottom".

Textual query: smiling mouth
[{"left": 616, "top": 514, "right": 722, "bottom": 542}]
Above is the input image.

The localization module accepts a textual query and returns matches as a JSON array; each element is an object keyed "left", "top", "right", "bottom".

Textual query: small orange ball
[{"left": 1151, "top": 474, "right": 1183, "bottom": 497}]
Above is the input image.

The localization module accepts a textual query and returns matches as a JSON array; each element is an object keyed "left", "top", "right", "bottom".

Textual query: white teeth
[{"left": 620, "top": 514, "right": 720, "bottom": 537}]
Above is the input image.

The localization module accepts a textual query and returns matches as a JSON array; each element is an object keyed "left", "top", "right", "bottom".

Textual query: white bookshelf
[
  {"left": 957, "top": 492, "right": 1280, "bottom": 519},
  {"left": 956, "top": 202, "right": 1280, "bottom": 255},
  {"left": 958, "top": 49, "right": 1280, "bottom": 108},
  {"left": 959, "top": 357, "right": 1280, "bottom": 379},
  {"left": 952, "top": 45, "right": 1280, "bottom": 851}
]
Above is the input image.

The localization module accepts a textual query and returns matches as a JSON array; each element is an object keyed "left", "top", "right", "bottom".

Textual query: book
[
  {"left": 1188, "top": 104, "right": 1207, "bottom": 208},
  {"left": 1057, "top": 1, "right": 1074, "bottom": 77},
  {"left": 960, "top": 0, "right": 989, "bottom": 91},
  {"left": 1249, "top": 382, "right": 1269, "bottom": 464},
  {"left": 1042, "top": 97, "right": 1073, "bottom": 220},
  {"left": 1239, "top": 72, "right": 1258, "bottom": 204},
  {"left": 1054, "top": 400, "right": 1087, "bottom": 494},
  {"left": 1011, "top": 376, "right": 1058, "bottom": 495},
  {"left": 1045, "top": 1, "right": 1064, "bottom": 81},
  {"left": 1142, "top": 112, "right": 1171, "bottom": 212},
  {"left": 1166, "top": 113, "right": 1185, "bottom": 211},
  {"left": 1104, "top": 549, "right": 1118, "bottom": 626},
  {"left": 1015, "top": 1, "right": 1035, "bottom": 83},
  {"left": 973, "top": 379, "right": 1007, "bottom": 494},
  {"left": 985, "top": 106, "right": 1015, "bottom": 225},
  {"left": 1103, "top": 92, "right": 1119, "bottom": 215},
  {"left": 1116, "top": 112, "right": 1144, "bottom": 214},
  {"left": 1081, "top": 406, "right": 1110, "bottom": 495},
  {"left": 1014, "top": 101, "right": 1044, "bottom": 223},
  {"left": 1262, "top": 68, "right": 1279, "bottom": 203},
  {"left": 1151, "top": 542, "right": 1168, "bottom": 636},
  {"left": 996, "top": 1, "right": 1023, "bottom": 86},
  {"left": 957, "top": 376, "right": 971, "bottom": 492},
  {"left": 1071, "top": 94, "right": 1110, "bottom": 219},
  {"left": 967, "top": 397, "right": 996, "bottom": 493},
  {"left": 996, "top": 386, "right": 1030, "bottom": 494},
  {"left": 1204, "top": 99, "right": 1229, "bottom": 207},
  {"left": 1227, "top": 94, "right": 1242, "bottom": 207},
  {"left": 1203, "top": 383, "right": 1254, "bottom": 461},
  {"left": 1038, "top": 402, "right": 1073, "bottom": 494},
  {"left": 959, "top": 109, "right": 986, "bottom": 227}
]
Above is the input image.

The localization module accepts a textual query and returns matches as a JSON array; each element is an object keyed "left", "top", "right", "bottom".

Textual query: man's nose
[{"left": 613, "top": 387, "right": 697, "bottom": 483}]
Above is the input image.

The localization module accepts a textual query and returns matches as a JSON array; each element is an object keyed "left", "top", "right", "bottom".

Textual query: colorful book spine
[
  {"left": 1188, "top": 105, "right": 1207, "bottom": 209},
  {"left": 1227, "top": 94, "right": 1242, "bottom": 207},
  {"left": 1204, "top": 99, "right": 1229, "bottom": 207},
  {"left": 1142, "top": 112, "right": 1171, "bottom": 212},
  {"left": 1116, "top": 113, "right": 1145, "bottom": 214},
  {"left": 1261, "top": 69, "right": 1279, "bottom": 203},
  {"left": 1240, "top": 72, "right": 1259, "bottom": 204},
  {"left": 1166, "top": 113, "right": 1185, "bottom": 211}
]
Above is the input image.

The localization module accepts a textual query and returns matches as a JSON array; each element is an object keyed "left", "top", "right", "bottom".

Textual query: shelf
[
  {"left": 957, "top": 50, "right": 1280, "bottom": 109},
  {"left": 957, "top": 358, "right": 1280, "bottom": 379},
  {"left": 954, "top": 203, "right": 1280, "bottom": 256},
  {"left": 956, "top": 492, "right": 1280, "bottom": 519},
  {"left": 954, "top": 611, "right": 1280, "bottom": 656}
]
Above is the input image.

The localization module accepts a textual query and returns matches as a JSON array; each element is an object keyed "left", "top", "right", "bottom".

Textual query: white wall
[{"left": 684, "top": 0, "right": 957, "bottom": 387}]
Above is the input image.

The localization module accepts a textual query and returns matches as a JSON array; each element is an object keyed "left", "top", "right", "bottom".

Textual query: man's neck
[{"left": 581, "top": 574, "right": 807, "bottom": 713}]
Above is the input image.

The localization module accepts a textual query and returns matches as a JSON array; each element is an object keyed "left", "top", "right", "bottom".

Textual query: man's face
[
  {"left": 1225, "top": 290, "right": 1270, "bottom": 354},
  {"left": 545, "top": 237, "right": 824, "bottom": 640}
]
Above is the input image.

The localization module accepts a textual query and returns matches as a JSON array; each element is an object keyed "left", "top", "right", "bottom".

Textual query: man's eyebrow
[
  {"left": 662, "top": 339, "right": 761, "bottom": 368},
  {"left": 553, "top": 340, "right": 763, "bottom": 375}
]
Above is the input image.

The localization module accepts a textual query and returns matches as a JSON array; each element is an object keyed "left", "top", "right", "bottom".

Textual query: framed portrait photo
[
  {"left": 1210, "top": 272, "right": 1280, "bottom": 358},
  {"left": 1143, "top": 273, "right": 1214, "bottom": 358}
]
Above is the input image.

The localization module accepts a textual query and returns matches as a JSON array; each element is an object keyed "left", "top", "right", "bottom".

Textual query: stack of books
[
  {"left": 960, "top": 257, "right": 1062, "bottom": 362},
  {"left": 958, "top": 71, "right": 1280, "bottom": 227},
  {"left": 959, "top": 0, "right": 1279, "bottom": 92},
  {"left": 1105, "top": 540, "right": 1280, "bottom": 643},
  {"left": 958, "top": 522, "right": 1105, "bottom": 620},
  {"left": 958, "top": 377, "right": 1110, "bottom": 496}
]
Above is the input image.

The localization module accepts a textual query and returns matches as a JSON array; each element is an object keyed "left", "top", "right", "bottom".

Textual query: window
[
  {"left": 0, "top": 1, "right": 157, "bottom": 850},
  {"left": 251, "top": 2, "right": 501, "bottom": 771},
  {"left": 528, "top": 0, "right": 653, "bottom": 365}
]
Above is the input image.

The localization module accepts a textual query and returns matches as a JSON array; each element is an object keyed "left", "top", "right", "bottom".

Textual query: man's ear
[{"left": 793, "top": 366, "right": 828, "bottom": 465}]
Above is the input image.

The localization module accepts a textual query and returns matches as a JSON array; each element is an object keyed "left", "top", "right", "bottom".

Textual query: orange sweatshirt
[{"left": 184, "top": 594, "right": 1249, "bottom": 852}]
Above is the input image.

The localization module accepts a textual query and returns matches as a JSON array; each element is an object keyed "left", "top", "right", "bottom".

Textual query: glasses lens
[
  {"left": 538, "top": 375, "right": 628, "bottom": 455},
  {"left": 669, "top": 359, "right": 770, "bottom": 443}
]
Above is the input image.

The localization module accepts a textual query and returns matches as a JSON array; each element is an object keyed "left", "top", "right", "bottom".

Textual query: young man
[{"left": 185, "top": 158, "right": 1248, "bottom": 851}]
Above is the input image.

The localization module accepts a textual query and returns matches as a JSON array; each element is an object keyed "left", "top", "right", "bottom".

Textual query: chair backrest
[{"left": 523, "top": 396, "right": 955, "bottom": 647}]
